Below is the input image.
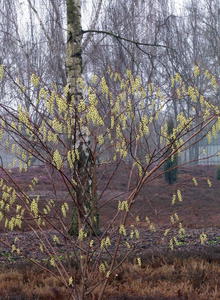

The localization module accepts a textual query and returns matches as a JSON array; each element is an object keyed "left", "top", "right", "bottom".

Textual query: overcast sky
[{"left": 18, "top": 0, "right": 186, "bottom": 36}]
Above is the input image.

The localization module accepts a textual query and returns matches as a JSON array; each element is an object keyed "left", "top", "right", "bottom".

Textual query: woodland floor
[{"left": 0, "top": 163, "right": 219, "bottom": 299}]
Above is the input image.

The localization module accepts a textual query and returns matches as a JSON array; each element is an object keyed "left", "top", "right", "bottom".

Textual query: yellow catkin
[
  {"left": 61, "top": 204, "right": 67, "bottom": 218},
  {"left": 192, "top": 177, "right": 198, "bottom": 186},
  {"left": 200, "top": 233, "right": 207, "bottom": 245},
  {"left": 53, "top": 150, "right": 62, "bottom": 170},
  {"left": 193, "top": 65, "right": 200, "bottom": 77},
  {"left": 177, "top": 189, "right": 182, "bottom": 202},
  {"left": 50, "top": 257, "right": 56, "bottom": 267},
  {"left": 207, "top": 178, "right": 212, "bottom": 187},
  {"left": 99, "top": 263, "right": 106, "bottom": 273},
  {"left": 136, "top": 257, "right": 141, "bottom": 267},
  {"left": 0, "top": 64, "right": 4, "bottom": 80},
  {"left": 30, "top": 199, "right": 38, "bottom": 217},
  {"left": 171, "top": 194, "right": 176, "bottom": 205},
  {"left": 68, "top": 277, "right": 73, "bottom": 286},
  {"left": 119, "top": 224, "right": 126, "bottom": 236},
  {"left": 31, "top": 74, "right": 40, "bottom": 87}
]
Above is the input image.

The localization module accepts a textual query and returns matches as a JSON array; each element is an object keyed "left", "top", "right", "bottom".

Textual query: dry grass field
[
  {"left": 0, "top": 249, "right": 220, "bottom": 299},
  {"left": 0, "top": 163, "right": 219, "bottom": 299}
]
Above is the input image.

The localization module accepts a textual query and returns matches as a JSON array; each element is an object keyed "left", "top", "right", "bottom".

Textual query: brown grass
[
  {"left": 0, "top": 249, "right": 220, "bottom": 300},
  {"left": 101, "top": 250, "right": 220, "bottom": 300},
  {"left": 0, "top": 264, "right": 69, "bottom": 300},
  {"left": 0, "top": 163, "right": 220, "bottom": 299}
]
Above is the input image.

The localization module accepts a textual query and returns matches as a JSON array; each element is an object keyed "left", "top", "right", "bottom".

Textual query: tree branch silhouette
[{"left": 81, "top": 29, "right": 173, "bottom": 49}]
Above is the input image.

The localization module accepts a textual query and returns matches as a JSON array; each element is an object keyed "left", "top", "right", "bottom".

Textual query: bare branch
[{"left": 81, "top": 29, "right": 173, "bottom": 49}]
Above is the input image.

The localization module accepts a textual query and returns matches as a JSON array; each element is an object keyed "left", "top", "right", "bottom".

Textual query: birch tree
[{"left": 66, "top": 0, "right": 99, "bottom": 235}]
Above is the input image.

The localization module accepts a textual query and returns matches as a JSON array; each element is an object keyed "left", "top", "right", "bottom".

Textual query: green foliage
[
  {"left": 164, "top": 118, "right": 178, "bottom": 185},
  {"left": 208, "top": 236, "right": 220, "bottom": 245}
]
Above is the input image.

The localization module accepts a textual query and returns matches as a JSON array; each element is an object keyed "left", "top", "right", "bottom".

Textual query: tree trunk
[{"left": 66, "top": 0, "right": 99, "bottom": 236}]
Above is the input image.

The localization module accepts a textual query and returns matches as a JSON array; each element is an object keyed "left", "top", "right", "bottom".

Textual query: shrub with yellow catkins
[{"left": 0, "top": 67, "right": 218, "bottom": 295}]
